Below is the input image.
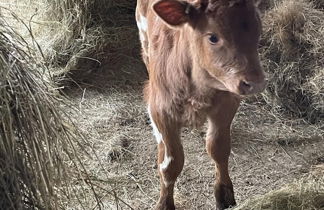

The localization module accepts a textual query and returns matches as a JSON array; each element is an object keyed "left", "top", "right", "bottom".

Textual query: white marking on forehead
[
  {"left": 148, "top": 106, "right": 162, "bottom": 144},
  {"left": 137, "top": 14, "right": 148, "bottom": 32}
]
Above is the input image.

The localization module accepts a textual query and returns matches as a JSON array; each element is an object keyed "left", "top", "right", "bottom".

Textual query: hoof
[
  {"left": 215, "top": 183, "right": 236, "bottom": 210},
  {"left": 155, "top": 197, "right": 175, "bottom": 210},
  {"left": 155, "top": 203, "right": 175, "bottom": 210}
]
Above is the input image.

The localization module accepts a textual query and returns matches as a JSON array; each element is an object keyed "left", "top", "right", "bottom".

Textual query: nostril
[
  {"left": 239, "top": 80, "right": 254, "bottom": 95},
  {"left": 241, "top": 81, "right": 252, "bottom": 89},
  {"left": 238, "top": 79, "right": 267, "bottom": 95}
]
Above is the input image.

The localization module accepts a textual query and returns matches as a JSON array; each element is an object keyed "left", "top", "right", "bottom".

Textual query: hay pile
[
  {"left": 258, "top": 0, "right": 324, "bottom": 124},
  {"left": 38, "top": 0, "right": 137, "bottom": 79},
  {"left": 0, "top": 0, "right": 137, "bottom": 80},
  {"left": 235, "top": 165, "right": 324, "bottom": 210},
  {"left": 0, "top": 12, "right": 99, "bottom": 209}
]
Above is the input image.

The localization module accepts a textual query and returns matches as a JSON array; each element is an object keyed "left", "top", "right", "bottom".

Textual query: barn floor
[{"left": 65, "top": 59, "right": 324, "bottom": 210}]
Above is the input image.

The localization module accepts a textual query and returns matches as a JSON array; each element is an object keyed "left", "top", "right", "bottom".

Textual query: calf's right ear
[{"left": 153, "top": 0, "right": 193, "bottom": 27}]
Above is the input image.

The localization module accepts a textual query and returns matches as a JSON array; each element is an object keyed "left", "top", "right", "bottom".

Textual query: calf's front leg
[
  {"left": 206, "top": 94, "right": 240, "bottom": 210},
  {"left": 148, "top": 107, "right": 184, "bottom": 210}
]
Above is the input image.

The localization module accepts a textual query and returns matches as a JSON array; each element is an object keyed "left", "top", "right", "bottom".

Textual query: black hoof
[
  {"left": 155, "top": 197, "right": 175, "bottom": 210},
  {"left": 215, "top": 183, "right": 236, "bottom": 210}
]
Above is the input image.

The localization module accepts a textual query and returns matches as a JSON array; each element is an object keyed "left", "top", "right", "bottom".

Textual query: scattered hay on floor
[
  {"left": 258, "top": 0, "right": 324, "bottom": 124},
  {"left": 235, "top": 164, "right": 324, "bottom": 210}
]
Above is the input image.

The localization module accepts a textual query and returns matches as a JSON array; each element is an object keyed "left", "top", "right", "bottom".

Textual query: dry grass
[
  {"left": 39, "top": 0, "right": 137, "bottom": 79},
  {"left": 235, "top": 165, "right": 324, "bottom": 210},
  {"left": 0, "top": 0, "right": 137, "bottom": 80},
  {"left": 258, "top": 0, "right": 324, "bottom": 124},
  {"left": 0, "top": 12, "right": 62, "bottom": 209},
  {"left": 0, "top": 11, "right": 104, "bottom": 210}
]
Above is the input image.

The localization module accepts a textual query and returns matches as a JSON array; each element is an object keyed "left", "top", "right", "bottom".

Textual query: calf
[{"left": 136, "top": 0, "right": 266, "bottom": 209}]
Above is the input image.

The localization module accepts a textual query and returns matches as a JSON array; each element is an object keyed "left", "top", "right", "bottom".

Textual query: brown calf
[{"left": 136, "top": 0, "right": 266, "bottom": 209}]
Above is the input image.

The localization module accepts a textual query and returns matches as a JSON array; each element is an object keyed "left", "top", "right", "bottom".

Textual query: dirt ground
[{"left": 64, "top": 58, "right": 324, "bottom": 210}]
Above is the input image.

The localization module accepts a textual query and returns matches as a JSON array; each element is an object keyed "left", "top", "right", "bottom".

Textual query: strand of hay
[
  {"left": 0, "top": 11, "right": 102, "bottom": 209},
  {"left": 235, "top": 165, "right": 324, "bottom": 210},
  {"left": 259, "top": 0, "right": 324, "bottom": 124}
]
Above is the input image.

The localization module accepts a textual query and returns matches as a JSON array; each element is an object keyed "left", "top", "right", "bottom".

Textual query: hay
[
  {"left": 235, "top": 165, "right": 324, "bottom": 210},
  {"left": 0, "top": 11, "right": 101, "bottom": 210},
  {"left": 0, "top": 0, "right": 137, "bottom": 80},
  {"left": 39, "top": 0, "right": 137, "bottom": 80},
  {"left": 259, "top": 0, "right": 324, "bottom": 124}
]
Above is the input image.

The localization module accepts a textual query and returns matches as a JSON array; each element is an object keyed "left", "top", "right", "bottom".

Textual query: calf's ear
[{"left": 153, "top": 0, "right": 192, "bottom": 26}]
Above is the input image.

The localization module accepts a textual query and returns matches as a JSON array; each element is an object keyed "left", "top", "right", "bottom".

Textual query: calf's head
[{"left": 153, "top": 0, "right": 266, "bottom": 95}]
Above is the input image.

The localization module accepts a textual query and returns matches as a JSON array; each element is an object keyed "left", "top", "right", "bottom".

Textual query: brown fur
[{"left": 136, "top": 0, "right": 266, "bottom": 209}]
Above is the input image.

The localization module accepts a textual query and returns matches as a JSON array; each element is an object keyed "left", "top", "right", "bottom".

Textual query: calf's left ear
[{"left": 153, "top": 0, "right": 193, "bottom": 27}]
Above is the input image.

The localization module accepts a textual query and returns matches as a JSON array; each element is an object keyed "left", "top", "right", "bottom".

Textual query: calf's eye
[{"left": 208, "top": 34, "right": 219, "bottom": 44}]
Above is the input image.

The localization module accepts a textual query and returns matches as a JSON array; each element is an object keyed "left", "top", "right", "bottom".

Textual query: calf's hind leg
[
  {"left": 148, "top": 107, "right": 184, "bottom": 210},
  {"left": 206, "top": 93, "right": 240, "bottom": 210}
]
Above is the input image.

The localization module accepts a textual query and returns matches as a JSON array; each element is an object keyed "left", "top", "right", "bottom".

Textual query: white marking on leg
[
  {"left": 136, "top": 14, "right": 148, "bottom": 32},
  {"left": 148, "top": 106, "right": 162, "bottom": 144},
  {"left": 147, "top": 105, "right": 173, "bottom": 187},
  {"left": 136, "top": 19, "right": 141, "bottom": 30},
  {"left": 139, "top": 15, "right": 148, "bottom": 32},
  {"left": 160, "top": 148, "right": 172, "bottom": 171},
  {"left": 139, "top": 31, "right": 145, "bottom": 42},
  {"left": 160, "top": 142, "right": 173, "bottom": 187},
  {"left": 136, "top": 14, "right": 148, "bottom": 42}
]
